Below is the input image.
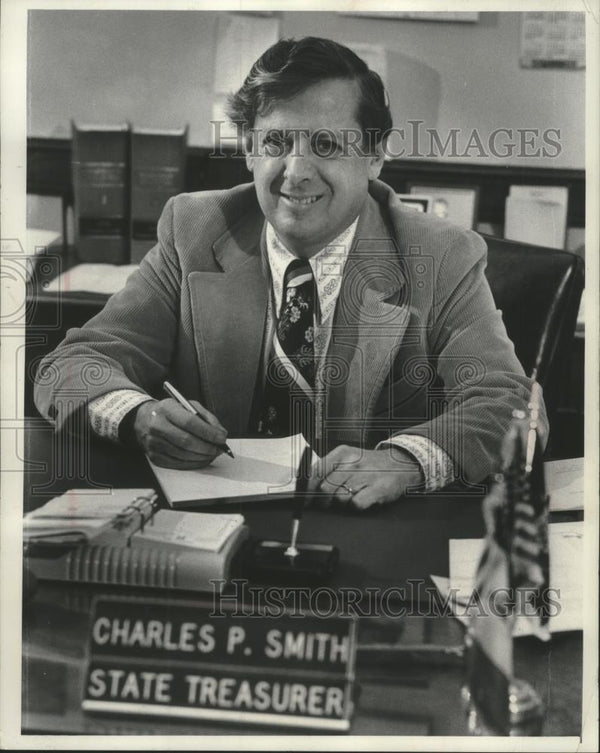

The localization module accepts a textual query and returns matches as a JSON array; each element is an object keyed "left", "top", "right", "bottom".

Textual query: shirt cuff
[
  {"left": 88, "top": 390, "right": 154, "bottom": 443},
  {"left": 376, "top": 434, "right": 455, "bottom": 492}
]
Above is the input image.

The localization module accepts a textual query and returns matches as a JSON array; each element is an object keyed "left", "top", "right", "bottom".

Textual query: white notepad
[{"left": 147, "top": 434, "right": 309, "bottom": 508}]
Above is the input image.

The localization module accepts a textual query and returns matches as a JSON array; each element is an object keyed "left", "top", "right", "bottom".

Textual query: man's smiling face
[{"left": 246, "top": 78, "right": 384, "bottom": 258}]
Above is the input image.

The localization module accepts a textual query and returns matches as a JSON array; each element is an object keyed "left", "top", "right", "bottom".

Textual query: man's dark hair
[{"left": 226, "top": 36, "right": 392, "bottom": 148}]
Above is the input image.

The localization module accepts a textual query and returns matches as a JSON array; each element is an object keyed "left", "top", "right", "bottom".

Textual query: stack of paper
[
  {"left": 504, "top": 185, "right": 568, "bottom": 250},
  {"left": 23, "top": 488, "right": 156, "bottom": 540},
  {"left": 545, "top": 456, "right": 584, "bottom": 511},
  {"left": 431, "top": 521, "right": 584, "bottom": 636},
  {"left": 25, "top": 487, "right": 245, "bottom": 551},
  {"left": 24, "top": 489, "right": 248, "bottom": 591}
]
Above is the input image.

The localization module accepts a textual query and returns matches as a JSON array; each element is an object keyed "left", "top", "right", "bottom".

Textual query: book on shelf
[
  {"left": 130, "top": 126, "right": 188, "bottom": 263},
  {"left": 23, "top": 488, "right": 248, "bottom": 592},
  {"left": 72, "top": 122, "right": 130, "bottom": 264}
]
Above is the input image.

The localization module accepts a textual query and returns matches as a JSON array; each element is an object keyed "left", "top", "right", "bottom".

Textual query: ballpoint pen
[
  {"left": 163, "top": 380, "right": 235, "bottom": 459},
  {"left": 285, "top": 445, "right": 312, "bottom": 560}
]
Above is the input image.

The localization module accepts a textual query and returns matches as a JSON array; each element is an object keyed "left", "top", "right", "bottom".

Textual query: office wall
[{"left": 28, "top": 10, "right": 585, "bottom": 169}]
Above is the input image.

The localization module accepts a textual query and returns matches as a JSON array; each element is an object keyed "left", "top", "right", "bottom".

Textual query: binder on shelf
[
  {"left": 130, "top": 126, "right": 188, "bottom": 263},
  {"left": 23, "top": 489, "right": 248, "bottom": 592},
  {"left": 72, "top": 122, "right": 130, "bottom": 264}
]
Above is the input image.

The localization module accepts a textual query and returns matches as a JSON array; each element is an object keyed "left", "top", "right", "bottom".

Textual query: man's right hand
[{"left": 133, "top": 398, "right": 228, "bottom": 469}]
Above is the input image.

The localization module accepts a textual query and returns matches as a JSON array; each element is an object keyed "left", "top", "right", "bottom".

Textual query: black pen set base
[{"left": 248, "top": 540, "right": 339, "bottom": 583}]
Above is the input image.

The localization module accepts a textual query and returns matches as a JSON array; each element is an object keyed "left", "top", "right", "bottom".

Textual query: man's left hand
[{"left": 307, "top": 445, "right": 423, "bottom": 511}]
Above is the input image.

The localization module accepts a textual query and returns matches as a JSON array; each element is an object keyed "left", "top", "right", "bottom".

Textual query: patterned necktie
[
  {"left": 260, "top": 258, "right": 315, "bottom": 437},
  {"left": 277, "top": 259, "right": 315, "bottom": 387}
]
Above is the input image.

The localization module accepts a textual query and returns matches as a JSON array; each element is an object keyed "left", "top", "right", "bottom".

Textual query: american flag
[{"left": 465, "top": 381, "right": 549, "bottom": 733}]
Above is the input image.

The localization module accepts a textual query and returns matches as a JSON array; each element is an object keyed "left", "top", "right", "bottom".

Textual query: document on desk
[
  {"left": 148, "top": 433, "right": 309, "bottom": 508},
  {"left": 431, "top": 521, "right": 584, "bottom": 636},
  {"left": 545, "top": 457, "right": 584, "bottom": 511},
  {"left": 22, "top": 488, "right": 156, "bottom": 538}
]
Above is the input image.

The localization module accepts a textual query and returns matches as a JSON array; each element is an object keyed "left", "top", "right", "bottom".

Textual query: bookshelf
[{"left": 27, "top": 137, "right": 586, "bottom": 245}]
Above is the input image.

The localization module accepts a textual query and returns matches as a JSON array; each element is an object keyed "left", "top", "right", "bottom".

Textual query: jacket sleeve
[
  {"left": 34, "top": 198, "right": 181, "bottom": 430},
  {"left": 392, "top": 229, "right": 549, "bottom": 484}
]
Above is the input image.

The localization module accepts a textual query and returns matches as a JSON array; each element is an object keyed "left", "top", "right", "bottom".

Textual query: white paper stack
[
  {"left": 431, "top": 520, "right": 584, "bottom": 636},
  {"left": 545, "top": 456, "right": 584, "bottom": 512},
  {"left": 504, "top": 185, "right": 568, "bottom": 250},
  {"left": 23, "top": 488, "right": 157, "bottom": 540}
]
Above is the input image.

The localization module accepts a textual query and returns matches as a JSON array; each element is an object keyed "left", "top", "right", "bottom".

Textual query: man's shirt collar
[{"left": 266, "top": 218, "right": 359, "bottom": 324}]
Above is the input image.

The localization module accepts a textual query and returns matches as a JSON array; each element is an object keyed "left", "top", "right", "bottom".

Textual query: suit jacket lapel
[
  {"left": 187, "top": 186, "right": 411, "bottom": 440},
  {"left": 323, "top": 193, "right": 411, "bottom": 443},
  {"left": 188, "top": 209, "right": 268, "bottom": 435}
]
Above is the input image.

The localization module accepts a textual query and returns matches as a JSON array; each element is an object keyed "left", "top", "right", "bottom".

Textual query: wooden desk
[
  {"left": 20, "top": 421, "right": 583, "bottom": 737},
  {"left": 22, "top": 583, "right": 581, "bottom": 736}
]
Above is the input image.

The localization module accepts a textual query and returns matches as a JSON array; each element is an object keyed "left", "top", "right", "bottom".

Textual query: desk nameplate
[{"left": 82, "top": 596, "right": 357, "bottom": 731}]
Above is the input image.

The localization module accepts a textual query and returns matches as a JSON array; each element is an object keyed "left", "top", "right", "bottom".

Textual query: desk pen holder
[{"left": 247, "top": 540, "right": 339, "bottom": 583}]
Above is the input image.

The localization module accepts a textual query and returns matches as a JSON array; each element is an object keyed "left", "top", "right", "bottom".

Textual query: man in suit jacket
[{"left": 34, "top": 37, "right": 546, "bottom": 509}]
